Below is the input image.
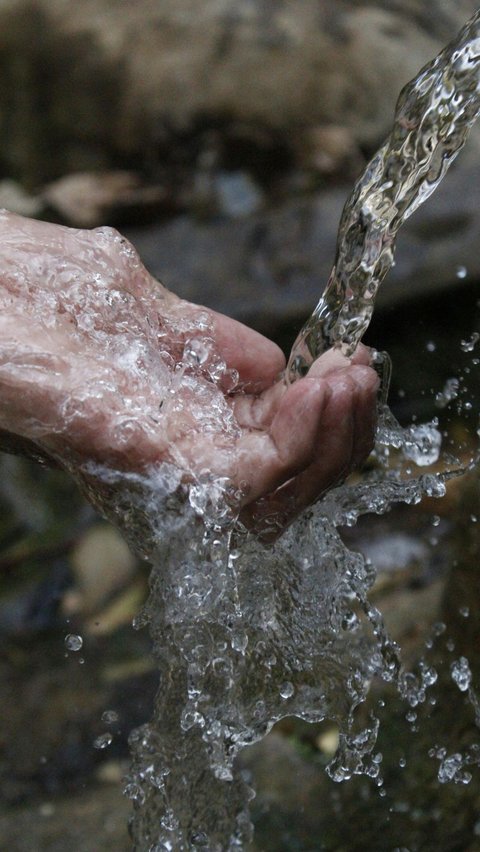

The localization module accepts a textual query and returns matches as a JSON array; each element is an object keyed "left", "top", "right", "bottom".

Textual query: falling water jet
[
  {"left": 287, "top": 8, "right": 480, "bottom": 382},
  {"left": 70, "top": 10, "right": 480, "bottom": 851}
]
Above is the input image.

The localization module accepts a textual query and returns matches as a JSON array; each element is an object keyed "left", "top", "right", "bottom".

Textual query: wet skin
[{"left": 0, "top": 211, "right": 379, "bottom": 535}]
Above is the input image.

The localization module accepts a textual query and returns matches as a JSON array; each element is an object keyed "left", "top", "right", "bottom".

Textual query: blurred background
[{"left": 1, "top": 1, "right": 480, "bottom": 849}]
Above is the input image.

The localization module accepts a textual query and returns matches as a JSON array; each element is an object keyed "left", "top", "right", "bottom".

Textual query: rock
[
  {"left": 85, "top": 579, "right": 148, "bottom": 637},
  {"left": 213, "top": 171, "right": 264, "bottom": 218},
  {"left": 0, "top": 784, "right": 131, "bottom": 851},
  {"left": 123, "top": 151, "right": 480, "bottom": 337},
  {"left": 442, "top": 469, "right": 480, "bottom": 676},
  {"left": 295, "top": 124, "right": 364, "bottom": 179},
  {"left": 42, "top": 171, "right": 170, "bottom": 228},
  {"left": 0, "top": 0, "right": 477, "bottom": 184},
  {"left": 0, "top": 179, "right": 42, "bottom": 217},
  {"left": 67, "top": 523, "right": 137, "bottom": 616}
]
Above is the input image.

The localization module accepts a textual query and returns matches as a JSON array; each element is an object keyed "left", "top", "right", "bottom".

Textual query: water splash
[
  {"left": 4, "top": 10, "right": 478, "bottom": 851},
  {"left": 104, "top": 12, "right": 480, "bottom": 848},
  {"left": 75, "top": 408, "right": 473, "bottom": 850},
  {"left": 287, "top": 9, "right": 480, "bottom": 382}
]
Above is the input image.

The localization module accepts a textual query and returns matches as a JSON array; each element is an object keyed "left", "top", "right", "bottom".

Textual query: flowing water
[
  {"left": 287, "top": 8, "right": 480, "bottom": 381},
  {"left": 61, "top": 10, "right": 480, "bottom": 851}
]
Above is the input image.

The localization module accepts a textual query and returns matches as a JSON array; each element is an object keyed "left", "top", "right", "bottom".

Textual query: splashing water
[
  {"left": 22, "top": 10, "right": 480, "bottom": 851},
  {"left": 70, "top": 11, "right": 480, "bottom": 850},
  {"left": 85, "top": 453, "right": 455, "bottom": 848},
  {"left": 287, "top": 9, "right": 480, "bottom": 382}
]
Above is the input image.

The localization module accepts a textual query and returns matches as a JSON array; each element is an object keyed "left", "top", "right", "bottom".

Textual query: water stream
[
  {"left": 287, "top": 8, "right": 480, "bottom": 379},
  {"left": 64, "top": 10, "right": 480, "bottom": 851}
]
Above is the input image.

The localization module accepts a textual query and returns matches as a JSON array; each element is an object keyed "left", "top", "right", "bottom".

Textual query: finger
[
  {"left": 307, "top": 342, "right": 373, "bottom": 378},
  {"left": 231, "top": 379, "right": 286, "bottom": 430},
  {"left": 209, "top": 310, "right": 286, "bottom": 392},
  {"left": 241, "top": 365, "right": 379, "bottom": 538},
  {"left": 351, "top": 343, "right": 374, "bottom": 367},
  {"left": 233, "top": 376, "right": 333, "bottom": 503},
  {"left": 232, "top": 344, "right": 376, "bottom": 432},
  {"left": 240, "top": 374, "right": 356, "bottom": 533},
  {"left": 350, "top": 365, "right": 379, "bottom": 467}
]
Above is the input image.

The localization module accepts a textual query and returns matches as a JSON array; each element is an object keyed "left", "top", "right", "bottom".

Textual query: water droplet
[
  {"left": 435, "top": 376, "right": 460, "bottom": 409},
  {"left": 456, "top": 265, "right": 468, "bottom": 279},
  {"left": 451, "top": 657, "right": 472, "bottom": 692},
  {"left": 183, "top": 338, "right": 211, "bottom": 367},
  {"left": 460, "top": 332, "right": 479, "bottom": 352},
  {"left": 420, "top": 664, "right": 437, "bottom": 687},
  {"left": 426, "top": 341, "right": 436, "bottom": 352},
  {"left": 160, "top": 810, "right": 179, "bottom": 831},
  {"left": 438, "top": 752, "right": 471, "bottom": 785},
  {"left": 279, "top": 682, "right": 295, "bottom": 700},
  {"left": 190, "top": 831, "right": 209, "bottom": 847},
  {"left": 101, "top": 709, "right": 120, "bottom": 725},
  {"left": 342, "top": 611, "right": 359, "bottom": 631},
  {"left": 93, "top": 732, "right": 113, "bottom": 750},
  {"left": 459, "top": 606, "right": 470, "bottom": 618},
  {"left": 39, "top": 803, "right": 55, "bottom": 818},
  {"left": 180, "top": 709, "right": 205, "bottom": 732},
  {"left": 231, "top": 632, "right": 248, "bottom": 653},
  {"left": 124, "top": 782, "right": 146, "bottom": 805},
  {"left": 402, "top": 422, "right": 442, "bottom": 467},
  {"left": 64, "top": 633, "right": 83, "bottom": 652}
]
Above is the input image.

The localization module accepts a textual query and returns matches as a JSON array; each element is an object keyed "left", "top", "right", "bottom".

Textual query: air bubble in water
[{"left": 64, "top": 633, "right": 83, "bottom": 652}]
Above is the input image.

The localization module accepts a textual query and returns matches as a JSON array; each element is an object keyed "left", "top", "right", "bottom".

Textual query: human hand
[{"left": 0, "top": 211, "right": 379, "bottom": 535}]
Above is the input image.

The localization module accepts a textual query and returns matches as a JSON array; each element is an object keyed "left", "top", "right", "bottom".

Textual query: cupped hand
[{"left": 0, "top": 211, "right": 379, "bottom": 535}]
